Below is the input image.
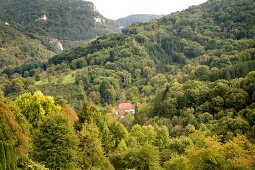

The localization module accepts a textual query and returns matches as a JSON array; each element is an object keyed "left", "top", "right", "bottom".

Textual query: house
[{"left": 116, "top": 103, "right": 135, "bottom": 118}]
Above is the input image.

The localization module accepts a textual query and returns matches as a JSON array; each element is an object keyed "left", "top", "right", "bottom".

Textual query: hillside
[
  {"left": 116, "top": 14, "right": 164, "bottom": 28},
  {"left": 0, "top": 0, "right": 120, "bottom": 49},
  {"left": 1, "top": 0, "right": 255, "bottom": 169},
  {"left": 3, "top": 0, "right": 254, "bottom": 108},
  {"left": 0, "top": 22, "right": 54, "bottom": 70}
]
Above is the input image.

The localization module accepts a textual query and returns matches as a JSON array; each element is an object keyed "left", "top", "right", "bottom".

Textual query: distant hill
[
  {"left": 0, "top": 0, "right": 120, "bottom": 49},
  {"left": 0, "top": 22, "right": 54, "bottom": 70},
  {"left": 116, "top": 14, "right": 164, "bottom": 28}
]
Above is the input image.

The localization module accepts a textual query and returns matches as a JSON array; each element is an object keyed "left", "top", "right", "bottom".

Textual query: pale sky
[{"left": 89, "top": 0, "right": 208, "bottom": 20}]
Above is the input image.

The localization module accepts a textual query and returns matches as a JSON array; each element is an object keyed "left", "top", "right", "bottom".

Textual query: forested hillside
[
  {"left": 0, "top": 0, "right": 120, "bottom": 49},
  {"left": 2, "top": 0, "right": 254, "bottom": 108},
  {"left": 0, "top": 22, "right": 55, "bottom": 70},
  {"left": 1, "top": 0, "right": 255, "bottom": 169},
  {"left": 116, "top": 14, "right": 164, "bottom": 28}
]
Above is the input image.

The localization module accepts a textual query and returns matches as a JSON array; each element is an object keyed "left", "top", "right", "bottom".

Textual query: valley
[{"left": 0, "top": 0, "right": 255, "bottom": 169}]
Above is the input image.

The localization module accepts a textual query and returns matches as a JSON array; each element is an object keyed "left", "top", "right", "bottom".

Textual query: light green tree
[
  {"left": 78, "top": 122, "right": 114, "bottom": 170},
  {"left": 16, "top": 91, "right": 61, "bottom": 127}
]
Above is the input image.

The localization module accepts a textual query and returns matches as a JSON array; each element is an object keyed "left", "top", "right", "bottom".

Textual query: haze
[{"left": 89, "top": 0, "right": 208, "bottom": 20}]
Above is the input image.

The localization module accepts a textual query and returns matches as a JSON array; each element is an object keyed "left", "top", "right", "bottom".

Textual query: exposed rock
[
  {"left": 95, "top": 17, "right": 105, "bottom": 23},
  {"left": 49, "top": 38, "right": 63, "bottom": 51},
  {"left": 38, "top": 15, "right": 47, "bottom": 21}
]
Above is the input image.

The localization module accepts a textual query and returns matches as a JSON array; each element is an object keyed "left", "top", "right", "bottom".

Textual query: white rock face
[
  {"left": 4, "top": 22, "right": 9, "bottom": 26},
  {"left": 93, "top": 5, "right": 97, "bottom": 12},
  {"left": 94, "top": 17, "right": 105, "bottom": 23},
  {"left": 49, "top": 38, "right": 63, "bottom": 51},
  {"left": 38, "top": 15, "right": 47, "bottom": 21}
]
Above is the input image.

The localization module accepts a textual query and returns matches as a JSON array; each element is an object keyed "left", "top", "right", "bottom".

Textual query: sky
[{"left": 89, "top": 0, "right": 208, "bottom": 20}]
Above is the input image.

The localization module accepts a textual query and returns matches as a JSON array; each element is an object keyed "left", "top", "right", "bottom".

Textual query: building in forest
[{"left": 116, "top": 103, "right": 135, "bottom": 118}]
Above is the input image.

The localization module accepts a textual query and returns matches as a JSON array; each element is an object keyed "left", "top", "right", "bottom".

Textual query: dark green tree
[
  {"left": 32, "top": 114, "right": 78, "bottom": 169},
  {"left": 99, "top": 80, "right": 117, "bottom": 105}
]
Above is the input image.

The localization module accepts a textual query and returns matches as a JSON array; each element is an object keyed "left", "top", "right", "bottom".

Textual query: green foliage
[
  {"left": 17, "top": 156, "right": 49, "bottom": 170},
  {"left": 111, "top": 144, "right": 161, "bottom": 170},
  {"left": 0, "top": 141, "right": 17, "bottom": 170},
  {"left": 109, "top": 121, "right": 128, "bottom": 149},
  {"left": 77, "top": 122, "right": 114, "bottom": 170},
  {"left": 0, "top": 22, "right": 54, "bottom": 70},
  {"left": 0, "top": 141, "right": 7, "bottom": 170},
  {"left": 32, "top": 114, "right": 78, "bottom": 169},
  {"left": 0, "top": 0, "right": 255, "bottom": 169},
  {"left": 99, "top": 79, "right": 117, "bottom": 105},
  {"left": 0, "top": 0, "right": 120, "bottom": 49},
  {"left": 163, "top": 155, "right": 190, "bottom": 170},
  {"left": 0, "top": 101, "right": 28, "bottom": 155},
  {"left": 15, "top": 91, "right": 61, "bottom": 127},
  {"left": 75, "top": 100, "right": 102, "bottom": 131}
]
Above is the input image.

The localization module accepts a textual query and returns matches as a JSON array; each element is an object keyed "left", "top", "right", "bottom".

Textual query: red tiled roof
[
  {"left": 116, "top": 103, "right": 135, "bottom": 117},
  {"left": 117, "top": 103, "right": 135, "bottom": 110}
]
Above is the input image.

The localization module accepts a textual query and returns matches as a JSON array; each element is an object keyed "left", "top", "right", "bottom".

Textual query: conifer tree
[
  {"left": 6, "top": 143, "right": 16, "bottom": 170},
  {"left": 78, "top": 122, "right": 114, "bottom": 170},
  {"left": 0, "top": 141, "right": 6, "bottom": 170}
]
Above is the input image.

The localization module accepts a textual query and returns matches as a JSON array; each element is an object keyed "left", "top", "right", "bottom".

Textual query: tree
[
  {"left": 241, "top": 71, "right": 255, "bottom": 102},
  {"left": 128, "top": 125, "right": 156, "bottom": 147},
  {"left": 78, "top": 122, "right": 114, "bottom": 170},
  {"left": 109, "top": 121, "right": 128, "bottom": 149},
  {"left": 195, "top": 65, "right": 210, "bottom": 81},
  {"left": 0, "top": 141, "right": 7, "bottom": 170},
  {"left": 0, "top": 101, "right": 28, "bottom": 155},
  {"left": 4, "top": 143, "right": 17, "bottom": 170},
  {"left": 128, "top": 86, "right": 140, "bottom": 103},
  {"left": 99, "top": 80, "right": 117, "bottom": 105},
  {"left": 0, "top": 141, "right": 17, "bottom": 170},
  {"left": 61, "top": 107, "right": 78, "bottom": 125},
  {"left": 88, "top": 91, "right": 101, "bottom": 104},
  {"left": 32, "top": 114, "right": 78, "bottom": 169},
  {"left": 75, "top": 100, "right": 102, "bottom": 131},
  {"left": 224, "top": 89, "right": 249, "bottom": 111},
  {"left": 163, "top": 155, "right": 190, "bottom": 170},
  {"left": 185, "top": 134, "right": 225, "bottom": 170},
  {"left": 15, "top": 91, "right": 61, "bottom": 127},
  {"left": 111, "top": 144, "right": 161, "bottom": 170}
]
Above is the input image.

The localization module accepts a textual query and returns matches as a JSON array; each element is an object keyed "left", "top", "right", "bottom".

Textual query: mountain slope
[
  {"left": 2, "top": 0, "right": 255, "bottom": 108},
  {"left": 0, "top": 0, "right": 120, "bottom": 49},
  {"left": 0, "top": 22, "right": 54, "bottom": 70},
  {"left": 1, "top": 0, "right": 255, "bottom": 169},
  {"left": 116, "top": 14, "right": 163, "bottom": 28}
]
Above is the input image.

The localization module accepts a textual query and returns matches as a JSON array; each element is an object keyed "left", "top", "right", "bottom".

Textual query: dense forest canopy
[
  {"left": 0, "top": 0, "right": 255, "bottom": 169},
  {"left": 0, "top": 0, "right": 120, "bottom": 49},
  {"left": 0, "top": 22, "right": 54, "bottom": 70}
]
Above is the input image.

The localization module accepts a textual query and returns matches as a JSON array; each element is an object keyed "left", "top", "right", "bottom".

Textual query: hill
[
  {"left": 1, "top": 0, "right": 255, "bottom": 109},
  {"left": 0, "top": 0, "right": 120, "bottom": 49},
  {"left": 0, "top": 22, "right": 54, "bottom": 70},
  {"left": 116, "top": 14, "right": 164, "bottom": 28},
  {"left": 1, "top": 0, "right": 255, "bottom": 169}
]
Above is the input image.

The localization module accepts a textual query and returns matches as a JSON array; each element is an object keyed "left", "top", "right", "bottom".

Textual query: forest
[
  {"left": 0, "top": 0, "right": 120, "bottom": 50},
  {"left": 0, "top": 0, "right": 255, "bottom": 169}
]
